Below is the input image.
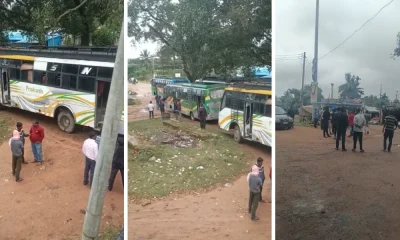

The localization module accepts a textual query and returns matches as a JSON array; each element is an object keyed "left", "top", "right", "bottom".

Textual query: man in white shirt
[
  {"left": 352, "top": 109, "right": 366, "bottom": 152},
  {"left": 148, "top": 101, "right": 155, "bottom": 119},
  {"left": 82, "top": 131, "right": 98, "bottom": 187}
]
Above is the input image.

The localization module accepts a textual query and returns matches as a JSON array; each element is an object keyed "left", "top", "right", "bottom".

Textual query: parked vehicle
[{"left": 275, "top": 106, "right": 293, "bottom": 130}]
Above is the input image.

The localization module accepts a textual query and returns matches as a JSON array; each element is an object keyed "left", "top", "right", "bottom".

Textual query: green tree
[
  {"left": 129, "top": 0, "right": 271, "bottom": 81},
  {"left": 279, "top": 85, "right": 324, "bottom": 111},
  {"left": 338, "top": 73, "right": 364, "bottom": 99},
  {"left": 0, "top": 0, "right": 122, "bottom": 46}
]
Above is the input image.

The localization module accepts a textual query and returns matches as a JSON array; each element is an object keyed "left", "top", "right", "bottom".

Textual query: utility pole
[
  {"left": 81, "top": 24, "right": 124, "bottom": 240},
  {"left": 396, "top": 90, "right": 398, "bottom": 100},
  {"left": 300, "top": 52, "right": 306, "bottom": 106},
  {"left": 331, "top": 83, "right": 334, "bottom": 99},
  {"left": 312, "top": 0, "right": 319, "bottom": 119},
  {"left": 380, "top": 84, "right": 382, "bottom": 99}
]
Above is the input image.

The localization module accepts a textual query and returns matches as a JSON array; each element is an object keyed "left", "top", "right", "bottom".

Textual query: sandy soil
[
  {"left": 128, "top": 82, "right": 158, "bottom": 122},
  {"left": 128, "top": 82, "right": 271, "bottom": 240},
  {"left": 0, "top": 109, "right": 123, "bottom": 239},
  {"left": 276, "top": 125, "right": 400, "bottom": 240}
]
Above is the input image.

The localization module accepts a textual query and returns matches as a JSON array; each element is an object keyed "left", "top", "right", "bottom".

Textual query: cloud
[
  {"left": 127, "top": 37, "right": 159, "bottom": 58},
  {"left": 276, "top": 0, "right": 400, "bottom": 99}
]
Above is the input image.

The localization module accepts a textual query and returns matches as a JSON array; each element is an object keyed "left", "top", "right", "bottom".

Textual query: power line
[{"left": 319, "top": 0, "right": 396, "bottom": 60}]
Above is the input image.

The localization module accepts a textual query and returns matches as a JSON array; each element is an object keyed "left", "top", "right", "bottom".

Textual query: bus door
[
  {"left": 243, "top": 96, "right": 254, "bottom": 139},
  {"left": 0, "top": 68, "right": 10, "bottom": 105},
  {"left": 95, "top": 80, "right": 111, "bottom": 128}
]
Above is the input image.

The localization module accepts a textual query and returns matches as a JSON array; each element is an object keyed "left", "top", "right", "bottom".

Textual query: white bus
[
  {"left": 0, "top": 47, "right": 123, "bottom": 134},
  {"left": 218, "top": 81, "right": 272, "bottom": 146}
]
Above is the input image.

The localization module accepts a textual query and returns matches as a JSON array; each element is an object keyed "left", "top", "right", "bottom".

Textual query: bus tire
[
  {"left": 234, "top": 125, "right": 244, "bottom": 143},
  {"left": 190, "top": 112, "right": 195, "bottom": 121},
  {"left": 57, "top": 109, "right": 75, "bottom": 133}
]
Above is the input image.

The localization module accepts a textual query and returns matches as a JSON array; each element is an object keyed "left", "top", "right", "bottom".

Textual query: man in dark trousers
[
  {"left": 29, "top": 120, "right": 45, "bottom": 164},
  {"left": 198, "top": 103, "right": 207, "bottom": 130},
  {"left": 336, "top": 107, "right": 348, "bottom": 151},
  {"left": 331, "top": 109, "right": 338, "bottom": 139},
  {"left": 382, "top": 113, "right": 397, "bottom": 152},
  {"left": 322, "top": 107, "right": 331, "bottom": 137},
  {"left": 108, "top": 135, "right": 124, "bottom": 191}
]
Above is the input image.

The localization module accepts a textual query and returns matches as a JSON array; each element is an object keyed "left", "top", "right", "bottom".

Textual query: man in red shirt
[
  {"left": 348, "top": 111, "right": 355, "bottom": 137},
  {"left": 29, "top": 120, "right": 45, "bottom": 163}
]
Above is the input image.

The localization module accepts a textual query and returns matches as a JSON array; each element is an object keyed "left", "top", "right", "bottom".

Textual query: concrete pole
[
  {"left": 81, "top": 23, "right": 124, "bottom": 240},
  {"left": 312, "top": 0, "right": 319, "bottom": 119},
  {"left": 331, "top": 83, "right": 334, "bottom": 99},
  {"left": 300, "top": 52, "right": 306, "bottom": 106}
]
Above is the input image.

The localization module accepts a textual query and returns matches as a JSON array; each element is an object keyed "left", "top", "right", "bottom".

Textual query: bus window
[
  {"left": 220, "top": 92, "right": 227, "bottom": 109},
  {"left": 253, "top": 103, "right": 265, "bottom": 115},
  {"left": 210, "top": 89, "right": 224, "bottom": 99},
  {"left": 98, "top": 67, "right": 113, "bottom": 79},
  {"left": 78, "top": 76, "right": 95, "bottom": 93},
  {"left": 47, "top": 72, "right": 61, "bottom": 87},
  {"left": 47, "top": 63, "right": 62, "bottom": 72},
  {"left": 79, "top": 66, "right": 97, "bottom": 77},
  {"left": 62, "top": 64, "right": 79, "bottom": 75},
  {"left": 9, "top": 68, "right": 20, "bottom": 81},
  {"left": 62, "top": 75, "right": 77, "bottom": 90},
  {"left": 245, "top": 105, "right": 251, "bottom": 124},
  {"left": 33, "top": 71, "right": 45, "bottom": 84}
]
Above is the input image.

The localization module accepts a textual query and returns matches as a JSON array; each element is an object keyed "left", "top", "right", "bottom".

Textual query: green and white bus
[
  {"left": 0, "top": 47, "right": 123, "bottom": 134},
  {"left": 219, "top": 82, "right": 272, "bottom": 146},
  {"left": 164, "top": 83, "right": 226, "bottom": 120},
  {"left": 150, "top": 77, "right": 190, "bottom": 98}
]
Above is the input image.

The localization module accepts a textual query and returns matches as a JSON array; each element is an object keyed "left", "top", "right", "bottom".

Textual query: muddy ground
[
  {"left": 129, "top": 82, "right": 271, "bottom": 240},
  {"left": 0, "top": 109, "right": 123, "bottom": 239},
  {"left": 276, "top": 125, "right": 400, "bottom": 240}
]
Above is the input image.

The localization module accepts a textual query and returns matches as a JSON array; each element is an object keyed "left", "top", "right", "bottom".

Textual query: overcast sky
[
  {"left": 276, "top": 0, "right": 400, "bottom": 100},
  {"left": 127, "top": 38, "right": 158, "bottom": 59}
]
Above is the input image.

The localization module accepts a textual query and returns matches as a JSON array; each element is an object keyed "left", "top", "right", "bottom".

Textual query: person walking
[
  {"left": 335, "top": 107, "right": 348, "bottom": 151},
  {"left": 348, "top": 110, "right": 355, "bottom": 137},
  {"left": 9, "top": 130, "right": 24, "bottom": 182},
  {"left": 108, "top": 136, "right": 124, "bottom": 191},
  {"left": 82, "top": 131, "right": 98, "bottom": 187},
  {"left": 159, "top": 99, "right": 165, "bottom": 115},
  {"left": 198, "top": 103, "right": 207, "bottom": 130},
  {"left": 322, "top": 107, "right": 331, "bottom": 138},
  {"left": 352, "top": 109, "right": 366, "bottom": 152},
  {"left": 29, "top": 120, "right": 44, "bottom": 164},
  {"left": 247, "top": 165, "right": 262, "bottom": 221},
  {"left": 148, "top": 101, "right": 155, "bottom": 119},
  {"left": 382, "top": 114, "right": 397, "bottom": 152},
  {"left": 15, "top": 122, "right": 29, "bottom": 164}
]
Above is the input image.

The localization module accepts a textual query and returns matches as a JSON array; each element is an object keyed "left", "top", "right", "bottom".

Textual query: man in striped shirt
[{"left": 383, "top": 114, "right": 398, "bottom": 152}]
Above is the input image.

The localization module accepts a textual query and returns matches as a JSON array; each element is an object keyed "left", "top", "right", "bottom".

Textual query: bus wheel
[
  {"left": 234, "top": 125, "right": 244, "bottom": 143},
  {"left": 190, "top": 112, "right": 195, "bottom": 121},
  {"left": 57, "top": 109, "right": 75, "bottom": 133}
]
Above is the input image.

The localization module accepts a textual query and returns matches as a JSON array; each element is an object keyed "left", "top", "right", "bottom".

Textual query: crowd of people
[
  {"left": 147, "top": 96, "right": 209, "bottom": 130},
  {"left": 8, "top": 120, "right": 124, "bottom": 191},
  {"left": 313, "top": 107, "right": 397, "bottom": 152}
]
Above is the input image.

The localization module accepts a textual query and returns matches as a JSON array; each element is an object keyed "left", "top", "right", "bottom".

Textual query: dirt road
[
  {"left": 276, "top": 126, "right": 400, "bottom": 240},
  {"left": 128, "top": 82, "right": 156, "bottom": 121},
  {"left": 0, "top": 109, "right": 123, "bottom": 239}
]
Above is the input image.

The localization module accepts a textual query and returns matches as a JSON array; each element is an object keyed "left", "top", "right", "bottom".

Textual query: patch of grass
[
  {"left": 98, "top": 227, "right": 122, "bottom": 240},
  {"left": 0, "top": 115, "right": 12, "bottom": 144},
  {"left": 128, "top": 98, "right": 141, "bottom": 106},
  {"left": 294, "top": 116, "right": 314, "bottom": 127},
  {"left": 128, "top": 119, "right": 247, "bottom": 199}
]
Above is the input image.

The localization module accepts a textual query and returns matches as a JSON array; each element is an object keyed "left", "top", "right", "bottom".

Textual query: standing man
[
  {"left": 332, "top": 109, "right": 338, "bottom": 140},
  {"left": 15, "top": 122, "right": 29, "bottom": 164},
  {"left": 198, "top": 103, "right": 207, "bottom": 130},
  {"left": 322, "top": 107, "right": 331, "bottom": 138},
  {"left": 148, "top": 101, "right": 155, "bottom": 119},
  {"left": 159, "top": 98, "right": 165, "bottom": 115},
  {"left": 348, "top": 110, "right": 355, "bottom": 137},
  {"left": 352, "top": 109, "right": 366, "bottom": 152},
  {"left": 10, "top": 130, "right": 24, "bottom": 182},
  {"left": 29, "top": 120, "right": 44, "bottom": 164},
  {"left": 254, "top": 157, "right": 266, "bottom": 202},
  {"left": 82, "top": 131, "right": 98, "bottom": 187},
  {"left": 175, "top": 99, "right": 182, "bottom": 120},
  {"left": 382, "top": 113, "right": 397, "bottom": 152},
  {"left": 108, "top": 136, "right": 124, "bottom": 191},
  {"left": 335, "top": 107, "right": 348, "bottom": 151}
]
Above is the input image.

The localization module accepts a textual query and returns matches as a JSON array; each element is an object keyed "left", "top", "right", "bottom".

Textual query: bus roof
[
  {"left": 181, "top": 83, "right": 226, "bottom": 89},
  {"left": 225, "top": 87, "right": 272, "bottom": 95},
  {"left": 0, "top": 55, "right": 114, "bottom": 67},
  {"left": 0, "top": 46, "right": 116, "bottom": 62},
  {"left": 152, "top": 77, "right": 189, "bottom": 82}
]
